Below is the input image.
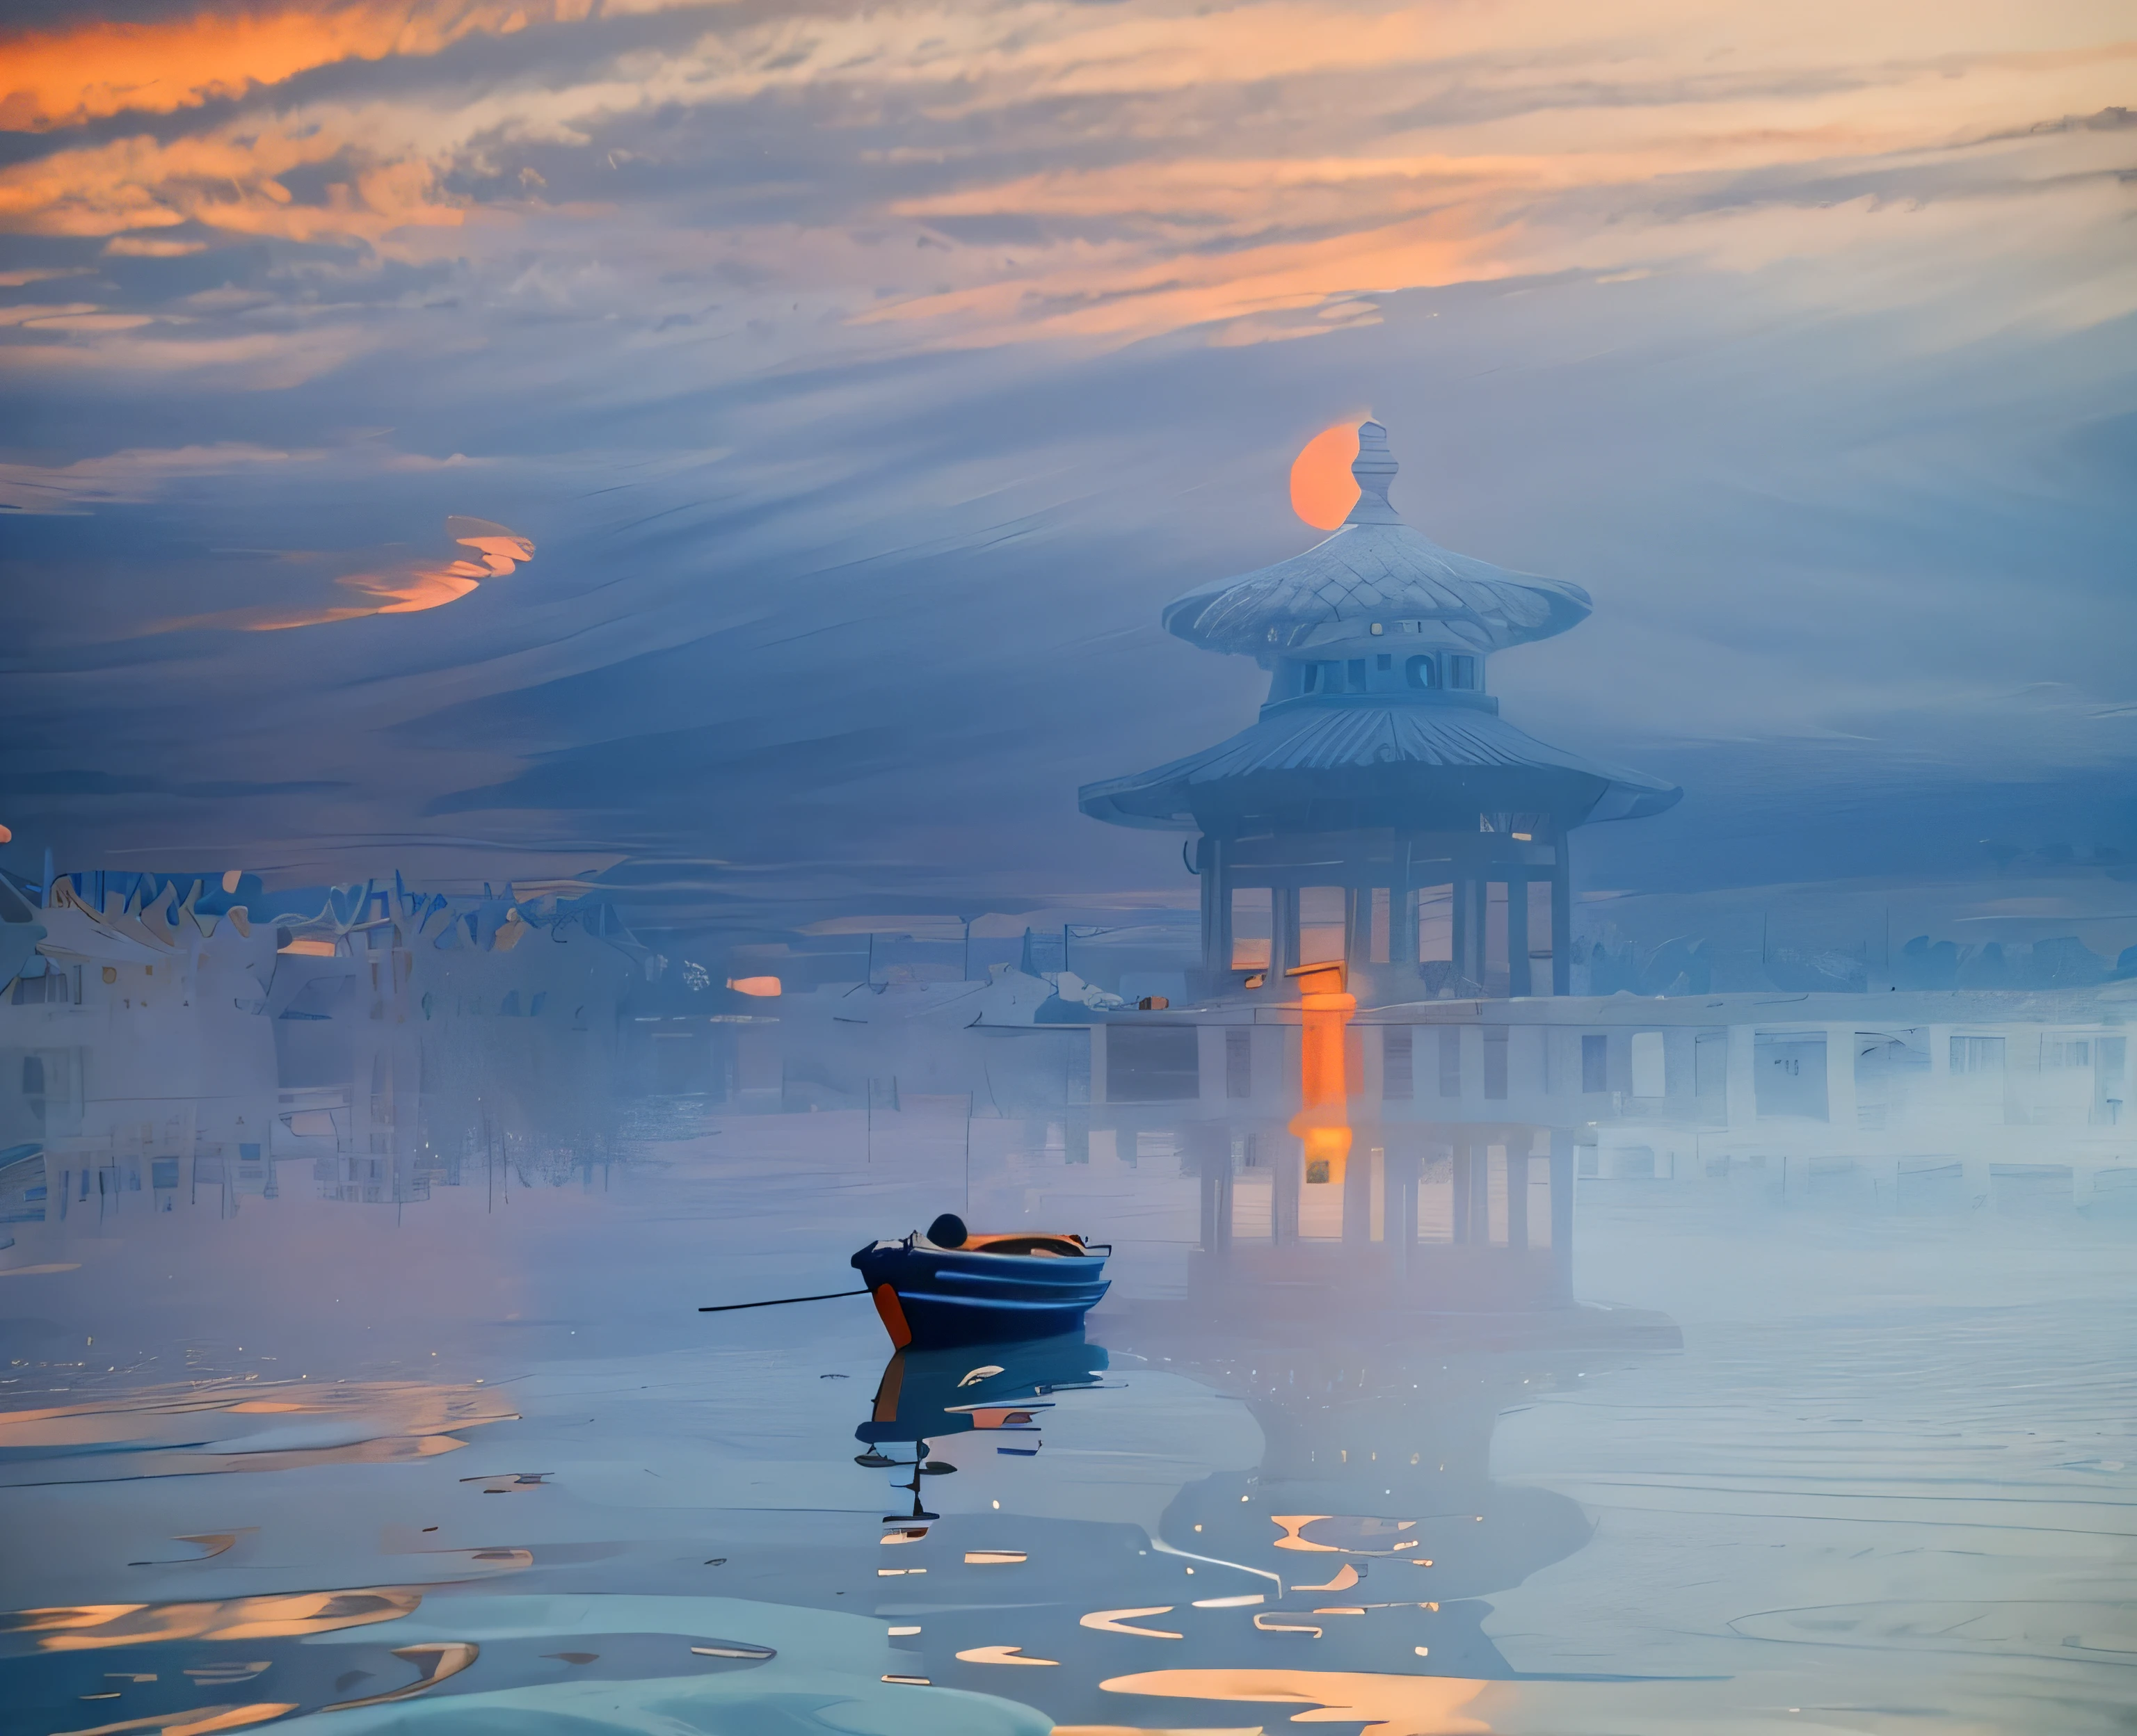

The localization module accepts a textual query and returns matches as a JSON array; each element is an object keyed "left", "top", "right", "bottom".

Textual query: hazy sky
[{"left": 2, "top": 1, "right": 2132, "bottom": 940}]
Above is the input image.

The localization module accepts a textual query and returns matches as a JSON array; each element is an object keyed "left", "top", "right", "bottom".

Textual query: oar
[{"left": 698, "top": 1288, "right": 870, "bottom": 1314}]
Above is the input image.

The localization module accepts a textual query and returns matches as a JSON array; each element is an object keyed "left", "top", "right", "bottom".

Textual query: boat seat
[{"left": 955, "top": 1232, "right": 1088, "bottom": 1257}]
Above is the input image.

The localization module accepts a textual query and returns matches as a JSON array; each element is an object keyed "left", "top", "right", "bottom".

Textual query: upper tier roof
[
  {"left": 1162, "top": 421, "right": 1592, "bottom": 661},
  {"left": 1077, "top": 698, "right": 1682, "bottom": 833}
]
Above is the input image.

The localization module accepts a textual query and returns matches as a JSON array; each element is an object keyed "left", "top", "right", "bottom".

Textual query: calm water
[{"left": 3, "top": 1111, "right": 2133, "bottom": 1735}]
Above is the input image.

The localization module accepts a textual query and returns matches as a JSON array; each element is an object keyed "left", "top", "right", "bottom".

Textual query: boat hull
[{"left": 851, "top": 1243, "right": 1110, "bottom": 1349}]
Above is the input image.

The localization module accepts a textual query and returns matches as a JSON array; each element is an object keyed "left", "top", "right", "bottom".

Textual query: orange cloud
[
  {"left": 0, "top": 125, "right": 465, "bottom": 250},
  {"left": 103, "top": 236, "right": 209, "bottom": 257},
  {"left": 139, "top": 516, "right": 534, "bottom": 634},
  {"left": 854, "top": 205, "right": 1510, "bottom": 347},
  {"left": 3, "top": 0, "right": 2129, "bottom": 373},
  {"left": 246, "top": 516, "right": 534, "bottom": 630},
  {"left": 0, "top": 1, "right": 598, "bottom": 133}
]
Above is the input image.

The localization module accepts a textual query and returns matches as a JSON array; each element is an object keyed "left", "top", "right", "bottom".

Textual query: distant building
[
  {"left": 1080, "top": 421, "right": 1679, "bottom": 1000},
  {"left": 0, "top": 867, "right": 644, "bottom": 1223}
]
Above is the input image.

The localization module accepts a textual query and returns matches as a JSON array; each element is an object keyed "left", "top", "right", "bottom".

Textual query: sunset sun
[{"left": 1289, "top": 419, "right": 1365, "bottom": 530}]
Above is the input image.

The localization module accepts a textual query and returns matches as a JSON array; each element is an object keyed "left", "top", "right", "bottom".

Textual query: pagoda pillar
[
  {"left": 1391, "top": 838, "right": 1416, "bottom": 979},
  {"left": 1473, "top": 873, "right": 1493, "bottom": 992},
  {"left": 1452, "top": 878, "right": 1473, "bottom": 989},
  {"left": 1199, "top": 835, "right": 1226, "bottom": 976},
  {"left": 1551, "top": 859, "right": 1572, "bottom": 996},
  {"left": 1507, "top": 873, "right": 1532, "bottom": 998}
]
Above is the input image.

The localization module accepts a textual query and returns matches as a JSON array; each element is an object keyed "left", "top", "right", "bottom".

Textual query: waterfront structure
[
  {"left": 1082, "top": 986, "right": 2134, "bottom": 1276},
  {"left": 1080, "top": 421, "right": 1679, "bottom": 999}
]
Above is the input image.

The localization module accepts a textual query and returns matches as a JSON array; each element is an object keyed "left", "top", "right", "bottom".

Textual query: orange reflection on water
[
  {"left": 1287, "top": 962, "right": 1354, "bottom": 1186},
  {"left": 1292, "top": 1562, "right": 1361, "bottom": 1591},
  {"left": 1079, "top": 1607, "right": 1183, "bottom": 1639},
  {"left": 1269, "top": 1513, "right": 1340, "bottom": 1553},
  {"left": 0, "top": 1377, "right": 515, "bottom": 1488},
  {"left": 8, "top": 1588, "right": 421, "bottom": 1652},
  {"left": 1094, "top": 1669, "right": 1491, "bottom": 1736},
  {"left": 65, "top": 1705, "right": 299, "bottom": 1736}
]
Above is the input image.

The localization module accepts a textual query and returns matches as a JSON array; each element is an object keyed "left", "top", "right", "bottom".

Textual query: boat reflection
[
  {"left": 840, "top": 1243, "right": 1683, "bottom": 1729},
  {"left": 856, "top": 1334, "right": 1110, "bottom": 1525}
]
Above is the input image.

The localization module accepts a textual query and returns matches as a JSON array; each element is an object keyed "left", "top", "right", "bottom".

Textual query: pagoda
[{"left": 1079, "top": 421, "right": 1680, "bottom": 1000}]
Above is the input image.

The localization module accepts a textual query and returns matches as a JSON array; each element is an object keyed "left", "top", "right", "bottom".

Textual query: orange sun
[{"left": 1290, "top": 421, "right": 1363, "bottom": 531}]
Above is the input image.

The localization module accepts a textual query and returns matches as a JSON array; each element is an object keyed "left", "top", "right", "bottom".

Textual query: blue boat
[{"left": 851, "top": 1214, "right": 1110, "bottom": 1349}]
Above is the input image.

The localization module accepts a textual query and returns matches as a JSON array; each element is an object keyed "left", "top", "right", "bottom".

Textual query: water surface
[{"left": 3, "top": 1114, "right": 2132, "bottom": 1734}]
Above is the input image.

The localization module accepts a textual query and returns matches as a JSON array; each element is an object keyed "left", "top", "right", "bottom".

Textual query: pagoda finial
[{"left": 1344, "top": 419, "right": 1400, "bottom": 525}]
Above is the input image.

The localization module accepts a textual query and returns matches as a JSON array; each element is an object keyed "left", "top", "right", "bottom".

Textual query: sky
[{"left": 1, "top": 0, "right": 2133, "bottom": 950}]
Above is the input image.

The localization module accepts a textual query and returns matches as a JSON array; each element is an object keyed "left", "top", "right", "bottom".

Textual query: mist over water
[
  {"left": 6, "top": 1, "right": 2137, "bottom": 1730},
  {"left": 4, "top": 1065, "right": 2135, "bottom": 1734}
]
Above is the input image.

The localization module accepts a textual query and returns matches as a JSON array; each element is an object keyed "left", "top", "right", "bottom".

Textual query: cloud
[
  {"left": 0, "top": 266, "right": 93, "bottom": 287},
  {"left": 0, "top": 122, "right": 467, "bottom": 249},
  {"left": 0, "top": 0, "right": 2123, "bottom": 383},
  {"left": 102, "top": 236, "right": 209, "bottom": 257},
  {"left": 0, "top": 442, "right": 319, "bottom": 513},
  {"left": 216, "top": 515, "right": 536, "bottom": 632},
  {"left": 239, "top": 517, "right": 532, "bottom": 630},
  {"left": 0, "top": 0, "right": 2131, "bottom": 933},
  {"left": 0, "top": 440, "right": 486, "bottom": 514},
  {"left": 0, "top": 0, "right": 614, "bottom": 131}
]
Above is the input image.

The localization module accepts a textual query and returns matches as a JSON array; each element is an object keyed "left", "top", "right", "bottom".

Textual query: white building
[{"left": 0, "top": 868, "right": 644, "bottom": 1232}]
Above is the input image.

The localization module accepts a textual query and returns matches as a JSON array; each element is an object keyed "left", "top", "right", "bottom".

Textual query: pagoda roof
[
  {"left": 1163, "top": 421, "right": 1591, "bottom": 660},
  {"left": 1078, "top": 700, "right": 1681, "bottom": 833}
]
